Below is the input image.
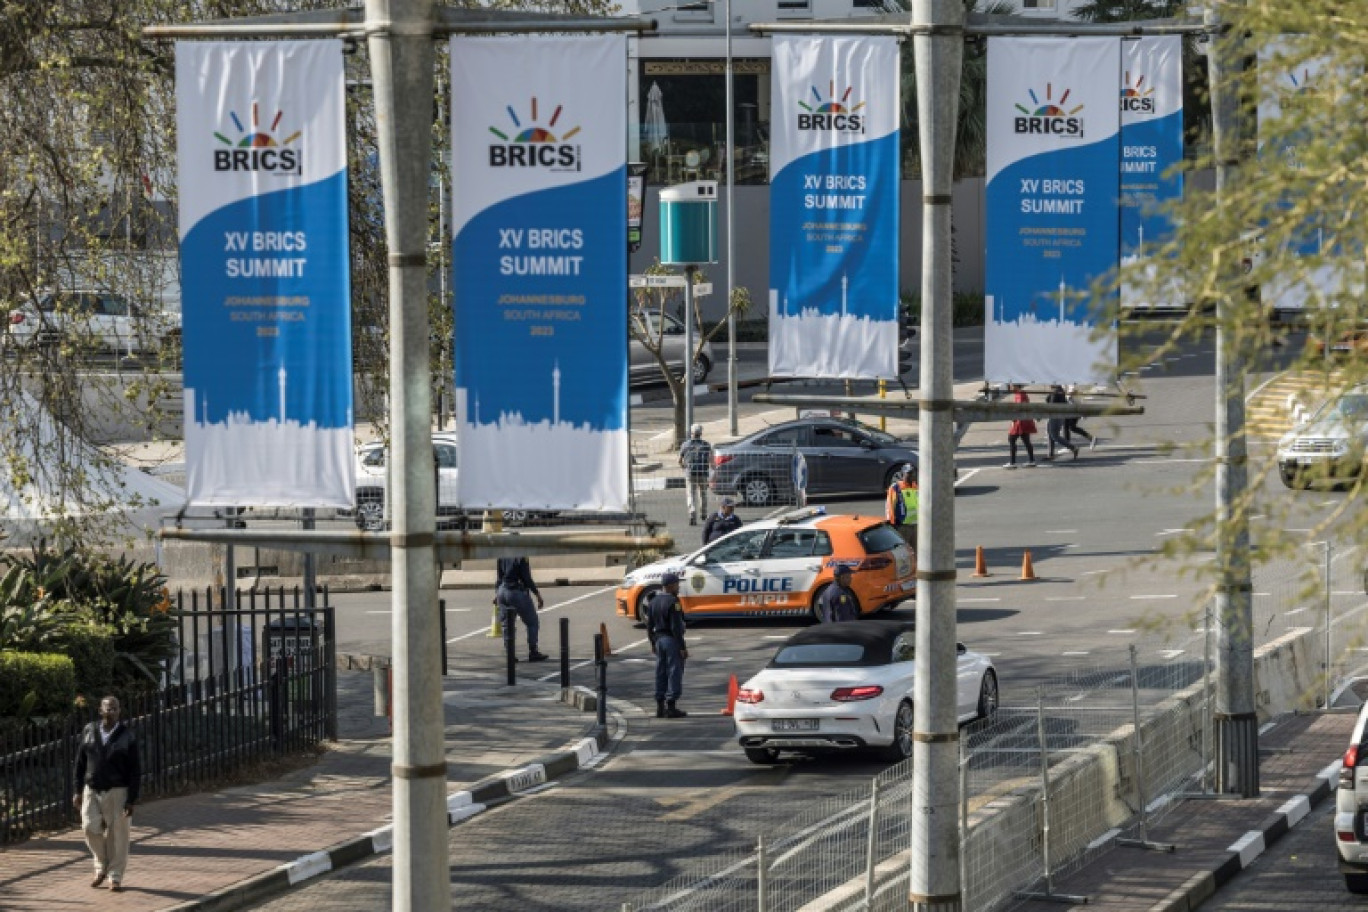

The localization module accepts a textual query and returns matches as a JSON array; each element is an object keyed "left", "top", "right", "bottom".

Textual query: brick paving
[{"left": 0, "top": 670, "right": 601, "bottom": 912}]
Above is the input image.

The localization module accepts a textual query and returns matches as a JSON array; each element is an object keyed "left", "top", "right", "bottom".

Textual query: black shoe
[
  {"left": 528, "top": 651, "right": 549, "bottom": 662},
  {"left": 665, "top": 702, "right": 688, "bottom": 718},
  {"left": 91, "top": 873, "right": 107, "bottom": 889},
  {"left": 656, "top": 700, "right": 666, "bottom": 718}
]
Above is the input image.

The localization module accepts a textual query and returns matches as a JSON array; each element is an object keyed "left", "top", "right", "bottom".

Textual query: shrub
[
  {"left": 58, "top": 622, "right": 118, "bottom": 701},
  {"left": 0, "top": 651, "right": 76, "bottom": 718}
]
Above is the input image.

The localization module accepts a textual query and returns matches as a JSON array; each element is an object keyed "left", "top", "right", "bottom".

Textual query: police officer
[
  {"left": 885, "top": 462, "right": 919, "bottom": 551},
  {"left": 701, "top": 496, "right": 742, "bottom": 544},
  {"left": 817, "top": 563, "right": 860, "bottom": 623},
  {"left": 496, "top": 555, "right": 549, "bottom": 662},
  {"left": 646, "top": 572, "right": 689, "bottom": 718}
]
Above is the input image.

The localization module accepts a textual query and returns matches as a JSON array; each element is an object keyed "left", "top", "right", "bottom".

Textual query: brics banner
[
  {"left": 1121, "top": 37, "right": 1184, "bottom": 310},
  {"left": 176, "top": 41, "right": 354, "bottom": 508},
  {"left": 985, "top": 37, "right": 1119, "bottom": 384},
  {"left": 450, "top": 36, "right": 628, "bottom": 511},
  {"left": 768, "top": 36, "right": 899, "bottom": 380}
]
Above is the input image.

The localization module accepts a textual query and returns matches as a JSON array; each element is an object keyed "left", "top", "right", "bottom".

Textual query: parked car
[
  {"left": 614, "top": 507, "right": 915, "bottom": 623},
  {"left": 732, "top": 620, "right": 997, "bottom": 764},
  {"left": 710, "top": 417, "right": 919, "bottom": 505},
  {"left": 1334, "top": 699, "right": 1368, "bottom": 893},
  {"left": 1275, "top": 387, "right": 1368, "bottom": 488},
  {"left": 629, "top": 309, "right": 713, "bottom": 387},
  {"left": 5, "top": 289, "right": 181, "bottom": 355},
  {"left": 1310, "top": 328, "right": 1368, "bottom": 358},
  {"left": 352, "top": 434, "right": 548, "bottom": 530}
]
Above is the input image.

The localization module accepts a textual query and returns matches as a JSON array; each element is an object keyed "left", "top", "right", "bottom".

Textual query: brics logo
[
  {"left": 1121, "top": 72, "right": 1156, "bottom": 113},
  {"left": 488, "top": 97, "right": 582, "bottom": 172},
  {"left": 1013, "top": 84, "right": 1084, "bottom": 137},
  {"left": 797, "top": 82, "right": 865, "bottom": 133},
  {"left": 213, "top": 104, "right": 301, "bottom": 175}
]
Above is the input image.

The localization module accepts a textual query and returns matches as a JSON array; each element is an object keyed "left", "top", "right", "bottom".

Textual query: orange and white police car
[{"left": 614, "top": 507, "right": 916, "bottom": 622}]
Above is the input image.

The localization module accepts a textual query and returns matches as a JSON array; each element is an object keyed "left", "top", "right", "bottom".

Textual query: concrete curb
[
  {"left": 1152, "top": 761, "right": 1340, "bottom": 912},
  {"left": 161, "top": 690, "right": 621, "bottom": 912}
]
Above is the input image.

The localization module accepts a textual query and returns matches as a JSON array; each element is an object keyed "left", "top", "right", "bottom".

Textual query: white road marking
[
  {"left": 1080, "top": 570, "right": 1107, "bottom": 577},
  {"left": 763, "top": 635, "right": 789, "bottom": 640},
  {"left": 1157, "top": 529, "right": 1192, "bottom": 536},
  {"left": 1108, "top": 629, "right": 1137, "bottom": 635},
  {"left": 705, "top": 656, "right": 733, "bottom": 662},
  {"left": 954, "top": 468, "right": 982, "bottom": 487},
  {"left": 1046, "top": 597, "right": 1086, "bottom": 602},
  {"left": 1062, "top": 651, "right": 1090, "bottom": 656},
  {"left": 959, "top": 597, "right": 1000, "bottom": 603},
  {"left": 1335, "top": 591, "right": 1361, "bottom": 596},
  {"left": 448, "top": 586, "right": 615, "bottom": 643},
  {"left": 1130, "top": 594, "right": 1178, "bottom": 600},
  {"left": 1044, "top": 530, "right": 1078, "bottom": 534},
  {"left": 1017, "top": 631, "right": 1044, "bottom": 636},
  {"left": 1284, "top": 528, "right": 1313, "bottom": 534}
]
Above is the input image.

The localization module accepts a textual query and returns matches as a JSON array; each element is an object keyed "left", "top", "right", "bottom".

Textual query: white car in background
[
  {"left": 1275, "top": 387, "right": 1368, "bottom": 489},
  {"left": 5, "top": 289, "right": 180, "bottom": 355},
  {"left": 1335, "top": 699, "right": 1368, "bottom": 893},
  {"left": 733, "top": 620, "right": 998, "bottom": 765}
]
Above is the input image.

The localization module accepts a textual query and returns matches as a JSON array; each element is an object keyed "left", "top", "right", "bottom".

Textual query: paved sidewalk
[
  {"left": 0, "top": 669, "right": 610, "bottom": 912},
  {"left": 1017, "top": 707, "right": 1356, "bottom": 912}
]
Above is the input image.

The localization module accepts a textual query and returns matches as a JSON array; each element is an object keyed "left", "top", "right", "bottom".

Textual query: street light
[{"left": 724, "top": 0, "right": 738, "bottom": 436}]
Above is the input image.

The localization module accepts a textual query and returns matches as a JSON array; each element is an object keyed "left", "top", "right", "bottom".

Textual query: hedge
[
  {"left": 0, "top": 652, "right": 77, "bottom": 718},
  {"left": 58, "top": 624, "right": 117, "bottom": 703}
]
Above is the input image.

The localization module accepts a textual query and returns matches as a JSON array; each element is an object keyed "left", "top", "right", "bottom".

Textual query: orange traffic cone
[
  {"left": 720, "top": 674, "right": 739, "bottom": 716},
  {"left": 599, "top": 621, "right": 613, "bottom": 657},
  {"left": 1020, "top": 549, "right": 1037, "bottom": 581},
  {"left": 972, "top": 546, "right": 991, "bottom": 578}
]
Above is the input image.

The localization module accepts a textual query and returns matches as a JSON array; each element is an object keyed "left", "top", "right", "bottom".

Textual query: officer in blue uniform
[
  {"left": 647, "top": 572, "right": 689, "bottom": 718},
  {"left": 701, "top": 496, "right": 743, "bottom": 544},
  {"left": 816, "top": 563, "right": 860, "bottom": 623}
]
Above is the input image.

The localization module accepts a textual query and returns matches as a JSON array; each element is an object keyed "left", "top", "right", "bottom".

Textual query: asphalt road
[{"left": 277, "top": 326, "right": 1368, "bottom": 910}]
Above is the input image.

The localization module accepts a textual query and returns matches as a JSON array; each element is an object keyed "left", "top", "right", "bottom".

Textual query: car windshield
[
  {"left": 1324, "top": 394, "right": 1368, "bottom": 422},
  {"left": 773, "top": 643, "right": 867, "bottom": 666},
  {"left": 836, "top": 418, "right": 897, "bottom": 446}
]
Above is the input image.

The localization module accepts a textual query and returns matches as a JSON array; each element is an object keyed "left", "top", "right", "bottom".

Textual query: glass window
[
  {"left": 813, "top": 532, "right": 833, "bottom": 556},
  {"left": 811, "top": 425, "right": 863, "bottom": 448},
  {"left": 700, "top": 529, "right": 769, "bottom": 563},
  {"left": 100, "top": 295, "right": 129, "bottom": 317},
  {"left": 891, "top": 634, "right": 915, "bottom": 663},
  {"left": 361, "top": 447, "right": 386, "bottom": 468},
  {"left": 435, "top": 444, "right": 458, "bottom": 469},
  {"left": 773, "top": 643, "right": 865, "bottom": 666},
  {"left": 858, "top": 524, "right": 906, "bottom": 554},
  {"left": 766, "top": 529, "right": 818, "bottom": 559},
  {"left": 757, "top": 427, "right": 805, "bottom": 448},
  {"left": 639, "top": 64, "right": 771, "bottom": 187}
]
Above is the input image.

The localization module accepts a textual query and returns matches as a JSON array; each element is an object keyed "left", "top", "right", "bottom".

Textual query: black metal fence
[{"left": 0, "top": 587, "right": 336, "bottom": 845}]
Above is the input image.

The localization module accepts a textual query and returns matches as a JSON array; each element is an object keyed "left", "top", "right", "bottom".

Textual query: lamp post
[{"left": 724, "top": 0, "right": 738, "bottom": 436}]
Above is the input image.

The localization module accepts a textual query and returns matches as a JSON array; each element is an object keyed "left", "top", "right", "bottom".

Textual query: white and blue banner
[
  {"left": 1120, "top": 36, "right": 1185, "bottom": 310},
  {"left": 768, "top": 36, "right": 900, "bottom": 380},
  {"left": 985, "top": 37, "right": 1120, "bottom": 384},
  {"left": 176, "top": 41, "right": 354, "bottom": 508},
  {"left": 1257, "top": 43, "right": 1352, "bottom": 310},
  {"left": 450, "top": 36, "right": 628, "bottom": 511}
]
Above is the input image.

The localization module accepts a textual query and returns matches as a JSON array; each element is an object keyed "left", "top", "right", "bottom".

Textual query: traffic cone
[
  {"left": 972, "top": 546, "right": 991, "bottom": 578},
  {"left": 1020, "top": 549, "right": 1037, "bottom": 581},
  {"left": 487, "top": 600, "right": 502, "bottom": 638},
  {"left": 599, "top": 621, "right": 613, "bottom": 657},
  {"left": 720, "top": 674, "right": 739, "bottom": 716}
]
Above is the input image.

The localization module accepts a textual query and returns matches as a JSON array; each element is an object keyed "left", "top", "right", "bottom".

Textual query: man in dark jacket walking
[{"left": 74, "top": 695, "right": 140, "bottom": 891}]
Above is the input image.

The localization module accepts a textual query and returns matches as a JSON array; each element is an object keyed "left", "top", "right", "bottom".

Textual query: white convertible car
[{"left": 733, "top": 620, "right": 998, "bottom": 764}]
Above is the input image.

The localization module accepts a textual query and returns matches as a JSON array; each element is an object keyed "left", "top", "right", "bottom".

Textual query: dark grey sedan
[{"left": 709, "top": 417, "right": 919, "bottom": 506}]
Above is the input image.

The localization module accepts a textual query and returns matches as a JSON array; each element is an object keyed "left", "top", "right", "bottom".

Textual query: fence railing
[
  {"left": 0, "top": 587, "right": 336, "bottom": 845},
  {"left": 617, "top": 540, "right": 1368, "bottom": 912}
]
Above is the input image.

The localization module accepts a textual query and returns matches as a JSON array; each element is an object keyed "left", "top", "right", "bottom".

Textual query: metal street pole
[
  {"left": 1206, "top": 2, "right": 1258, "bottom": 797},
  {"left": 910, "top": 1, "right": 963, "bottom": 910},
  {"left": 365, "top": 1, "right": 450, "bottom": 908},
  {"left": 725, "top": 0, "right": 738, "bottom": 436},
  {"left": 684, "top": 264, "right": 698, "bottom": 436}
]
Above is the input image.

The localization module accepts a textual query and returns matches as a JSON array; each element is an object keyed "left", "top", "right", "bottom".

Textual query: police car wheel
[
  {"left": 744, "top": 747, "right": 782, "bottom": 765},
  {"left": 635, "top": 587, "right": 659, "bottom": 623}
]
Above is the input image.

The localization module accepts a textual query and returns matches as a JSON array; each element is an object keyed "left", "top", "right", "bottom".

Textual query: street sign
[
  {"left": 629, "top": 274, "right": 688, "bottom": 288},
  {"left": 694, "top": 283, "right": 713, "bottom": 296}
]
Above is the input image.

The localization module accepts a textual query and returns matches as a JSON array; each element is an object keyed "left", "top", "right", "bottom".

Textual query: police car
[{"left": 614, "top": 507, "right": 916, "bottom": 622}]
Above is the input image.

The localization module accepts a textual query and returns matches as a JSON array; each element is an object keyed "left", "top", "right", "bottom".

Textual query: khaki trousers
[{"left": 81, "top": 786, "right": 131, "bottom": 882}]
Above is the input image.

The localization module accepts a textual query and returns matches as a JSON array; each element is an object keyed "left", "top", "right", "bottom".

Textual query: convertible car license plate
[{"left": 773, "top": 718, "right": 819, "bottom": 732}]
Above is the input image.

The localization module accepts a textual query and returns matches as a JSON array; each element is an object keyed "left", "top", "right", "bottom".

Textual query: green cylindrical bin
[{"left": 659, "top": 181, "right": 719, "bottom": 265}]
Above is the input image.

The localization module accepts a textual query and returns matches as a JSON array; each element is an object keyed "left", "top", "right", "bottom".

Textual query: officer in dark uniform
[
  {"left": 496, "top": 556, "right": 549, "bottom": 662},
  {"left": 646, "top": 572, "right": 689, "bottom": 718},
  {"left": 701, "top": 496, "right": 743, "bottom": 544},
  {"left": 816, "top": 563, "right": 860, "bottom": 623}
]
